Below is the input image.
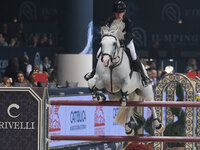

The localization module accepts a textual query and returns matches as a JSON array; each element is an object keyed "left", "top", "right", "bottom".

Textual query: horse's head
[
  {"left": 101, "top": 34, "right": 120, "bottom": 67},
  {"left": 100, "top": 20, "right": 125, "bottom": 67}
]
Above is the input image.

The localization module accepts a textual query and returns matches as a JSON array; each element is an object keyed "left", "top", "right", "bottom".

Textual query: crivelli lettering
[{"left": 0, "top": 122, "right": 35, "bottom": 130}]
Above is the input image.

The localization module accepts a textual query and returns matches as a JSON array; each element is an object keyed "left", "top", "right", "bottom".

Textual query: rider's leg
[
  {"left": 127, "top": 40, "right": 151, "bottom": 86},
  {"left": 84, "top": 48, "right": 101, "bottom": 81}
]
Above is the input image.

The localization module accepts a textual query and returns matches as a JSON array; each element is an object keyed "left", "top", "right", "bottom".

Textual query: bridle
[
  {"left": 101, "top": 34, "right": 124, "bottom": 69},
  {"left": 100, "top": 34, "right": 125, "bottom": 93}
]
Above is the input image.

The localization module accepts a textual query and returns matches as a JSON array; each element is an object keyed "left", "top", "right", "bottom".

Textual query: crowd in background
[
  {"left": 0, "top": 54, "right": 198, "bottom": 88},
  {"left": 0, "top": 22, "right": 199, "bottom": 89},
  {"left": 0, "top": 23, "right": 55, "bottom": 48},
  {"left": 141, "top": 57, "right": 198, "bottom": 90},
  {"left": 0, "top": 55, "right": 58, "bottom": 88}
]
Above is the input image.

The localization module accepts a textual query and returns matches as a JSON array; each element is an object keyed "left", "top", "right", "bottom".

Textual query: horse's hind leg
[
  {"left": 136, "top": 86, "right": 165, "bottom": 133},
  {"left": 124, "top": 107, "right": 136, "bottom": 136}
]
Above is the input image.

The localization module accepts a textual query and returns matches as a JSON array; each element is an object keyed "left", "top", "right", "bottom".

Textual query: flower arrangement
[{"left": 123, "top": 142, "right": 152, "bottom": 150}]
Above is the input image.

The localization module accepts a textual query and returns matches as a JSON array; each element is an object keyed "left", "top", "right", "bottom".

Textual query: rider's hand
[{"left": 119, "top": 40, "right": 125, "bottom": 47}]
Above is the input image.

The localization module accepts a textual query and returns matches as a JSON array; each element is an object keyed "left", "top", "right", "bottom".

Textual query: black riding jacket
[{"left": 105, "top": 15, "right": 134, "bottom": 46}]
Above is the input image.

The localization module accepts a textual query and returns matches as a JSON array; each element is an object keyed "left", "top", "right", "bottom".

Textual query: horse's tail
[{"left": 114, "top": 107, "right": 128, "bottom": 125}]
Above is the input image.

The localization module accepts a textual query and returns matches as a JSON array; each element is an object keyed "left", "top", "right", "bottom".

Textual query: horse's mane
[{"left": 101, "top": 19, "right": 126, "bottom": 40}]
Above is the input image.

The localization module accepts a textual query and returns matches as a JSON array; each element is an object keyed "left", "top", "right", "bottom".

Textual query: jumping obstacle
[
  {"left": 49, "top": 73, "right": 200, "bottom": 150},
  {"left": 50, "top": 100, "right": 200, "bottom": 107},
  {"left": 50, "top": 135, "right": 200, "bottom": 143}
]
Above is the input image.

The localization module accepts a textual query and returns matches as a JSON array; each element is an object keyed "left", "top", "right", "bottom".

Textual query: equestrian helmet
[{"left": 113, "top": 1, "right": 126, "bottom": 13}]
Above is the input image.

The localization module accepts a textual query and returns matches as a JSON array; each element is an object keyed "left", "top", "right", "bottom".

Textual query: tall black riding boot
[
  {"left": 134, "top": 58, "right": 152, "bottom": 87},
  {"left": 84, "top": 68, "right": 96, "bottom": 81},
  {"left": 84, "top": 55, "right": 99, "bottom": 81}
]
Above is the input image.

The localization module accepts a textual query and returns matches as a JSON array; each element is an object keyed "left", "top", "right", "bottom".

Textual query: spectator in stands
[
  {"left": 157, "top": 69, "right": 164, "bottom": 81},
  {"left": 48, "top": 38, "right": 54, "bottom": 47},
  {"left": 48, "top": 69, "right": 57, "bottom": 83},
  {"left": 8, "top": 37, "right": 17, "bottom": 47},
  {"left": 2, "top": 77, "right": 12, "bottom": 87},
  {"left": 28, "top": 71, "right": 38, "bottom": 87},
  {"left": 13, "top": 23, "right": 27, "bottom": 46},
  {"left": 150, "top": 69, "right": 158, "bottom": 86},
  {"left": 185, "top": 58, "right": 198, "bottom": 72},
  {"left": 30, "top": 36, "right": 39, "bottom": 48},
  {"left": 5, "top": 57, "right": 19, "bottom": 81},
  {"left": 40, "top": 56, "right": 51, "bottom": 73},
  {"left": 39, "top": 35, "right": 48, "bottom": 47},
  {"left": 149, "top": 61, "right": 157, "bottom": 70},
  {"left": 19, "top": 55, "right": 32, "bottom": 77},
  {"left": 2, "top": 24, "right": 9, "bottom": 43},
  {"left": 14, "top": 71, "right": 30, "bottom": 86},
  {"left": 0, "top": 33, "right": 8, "bottom": 46}
]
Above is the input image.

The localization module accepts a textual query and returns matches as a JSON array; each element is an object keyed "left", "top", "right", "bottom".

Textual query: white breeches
[{"left": 127, "top": 40, "right": 137, "bottom": 60}]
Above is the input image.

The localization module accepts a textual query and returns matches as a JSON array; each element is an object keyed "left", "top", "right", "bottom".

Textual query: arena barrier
[
  {"left": 50, "top": 135, "right": 200, "bottom": 143},
  {"left": 49, "top": 73, "right": 200, "bottom": 150},
  {"left": 51, "top": 100, "right": 200, "bottom": 107}
]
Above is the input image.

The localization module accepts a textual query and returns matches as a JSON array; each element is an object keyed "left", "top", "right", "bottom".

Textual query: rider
[{"left": 84, "top": 0, "right": 151, "bottom": 86}]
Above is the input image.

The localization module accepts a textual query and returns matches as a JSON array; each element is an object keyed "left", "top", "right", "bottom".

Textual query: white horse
[{"left": 87, "top": 20, "right": 164, "bottom": 136}]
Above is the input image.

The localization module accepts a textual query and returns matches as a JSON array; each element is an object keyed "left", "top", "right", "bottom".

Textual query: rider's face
[{"left": 115, "top": 11, "right": 125, "bottom": 20}]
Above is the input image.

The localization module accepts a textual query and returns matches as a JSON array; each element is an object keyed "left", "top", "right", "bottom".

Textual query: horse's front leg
[
  {"left": 88, "top": 75, "right": 106, "bottom": 102},
  {"left": 88, "top": 74, "right": 98, "bottom": 101},
  {"left": 120, "top": 78, "right": 131, "bottom": 106}
]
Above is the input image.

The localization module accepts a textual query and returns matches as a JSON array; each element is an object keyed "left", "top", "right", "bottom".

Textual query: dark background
[{"left": 0, "top": 0, "right": 200, "bottom": 72}]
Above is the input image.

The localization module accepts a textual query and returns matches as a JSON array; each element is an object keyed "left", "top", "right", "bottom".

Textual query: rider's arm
[{"left": 123, "top": 17, "right": 134, "bottom": 46}]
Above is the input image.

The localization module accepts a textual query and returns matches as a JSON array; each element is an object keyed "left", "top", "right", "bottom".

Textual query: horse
[{"left": 87, "top": 20, "right": 164, "bottom": 136}]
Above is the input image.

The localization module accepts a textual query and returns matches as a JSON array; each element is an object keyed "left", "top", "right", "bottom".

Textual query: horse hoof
[
  {"left": 125, "top": 122, "right": 135, "bottom": 136},
  {"left": 125, "top": 128, "right": 135, "bottom": 136},
  {"left": 120, "top": 97, "right": 127, "bottom": 106},
  {"left": 92, "top": 93, "right": 98, "bottom": 101},
  {"left": 126, "top": 120, "right": 136, "bottom": 129},
  {"left": 156, "top": 124, "right": 165, "bottom": 133},
  {"left": 93, "top": 97, "right": 98, "bottom": 101},
  {"left": 96, "top": 92, "right": 106, "bottom": 102}
]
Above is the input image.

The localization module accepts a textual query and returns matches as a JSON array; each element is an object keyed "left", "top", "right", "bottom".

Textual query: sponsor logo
[
  {"left": 0, "top": 104, "right": 35, "bottom": 130},
  {"left": 7, "top": 104, "right": 20, "bottom": 118},
  {"left": 49, "top": 105, "right": 61, "bottom": 132},
  {"left": 70, "top": 110, "right": 86, "bottom": 123},
  {"left": 94, "top": 106, "right": 105, "bottom": 135},
  {"left": 133, "top": 27, "right": 147, "bottom": 48},
  {"left": 94, "top": 107, "right": 105, "bottom": 127},
  {"left": 70, "top": 110, "right": 87, "bottom": 131},
  {"left": 162, "top": 2, "right": 181, "bottom": 22},
  {"left": 19, "top": 1, "right": 37, "bottom": 21}
]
